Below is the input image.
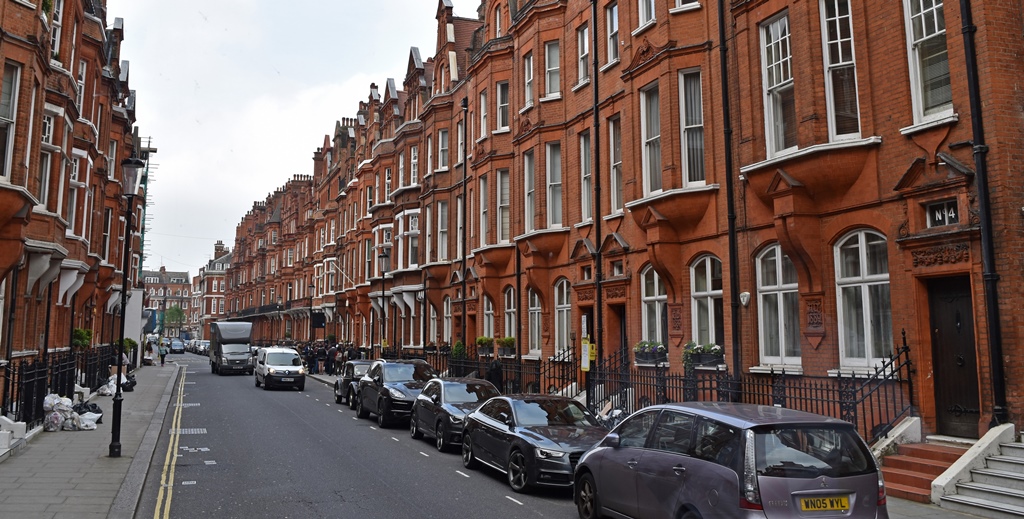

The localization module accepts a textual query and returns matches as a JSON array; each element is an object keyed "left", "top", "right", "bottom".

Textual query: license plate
[
  {"left": 281, "top": 377, "right": 294, "bottom": 382},
  {"left": 800, "top": 496, "right": 849, "bottom": 512}
]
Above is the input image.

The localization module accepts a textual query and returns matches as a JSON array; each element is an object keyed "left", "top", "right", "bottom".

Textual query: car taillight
[
  {"left": 877, "top": 470, "right": 887, "bottom": 506},
  {"left": 740, "top": 429, "right": 763, "bottom": 510}
]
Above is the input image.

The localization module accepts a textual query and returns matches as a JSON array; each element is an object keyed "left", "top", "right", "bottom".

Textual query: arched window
[
  {"left": 757, "top": 244, "right": 800, "bottom": 365},
  {"left": 554, "top": 280, "right": 571, "bottom": 354},
  {"left": 503, "top": 287, "right": 516, "bottom": 338},
  {"left": 483, "top": 296, "right": 495, "bottom": 338},
  {"left": 641, "top": 266, "right": 667, "bottom": 345},
  {"left": 835, "top": 230, "right": 892, "bottom": 367},
  {"left": 691, "top": 255, "right": 724, "bottom": 346},
  {"left": 443, "top": 297, "right": 452, "bottom": 344},
  {"left": 528, "top": 288, "right": 542, "bottom": 355}
]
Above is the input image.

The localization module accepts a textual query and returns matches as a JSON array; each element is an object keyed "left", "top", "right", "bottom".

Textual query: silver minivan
[{"left": 574, "top": 402, "right": 887, "bottom": 519}]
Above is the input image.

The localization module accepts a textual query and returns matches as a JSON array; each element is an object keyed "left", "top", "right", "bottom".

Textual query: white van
[{"left": 254, "top": 347, "right": 306, "bottom": 391}]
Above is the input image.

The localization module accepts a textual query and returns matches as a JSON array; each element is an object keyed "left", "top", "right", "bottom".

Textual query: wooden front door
[{"left": 928, "top": 276, "right": 980, "bottom": 438}]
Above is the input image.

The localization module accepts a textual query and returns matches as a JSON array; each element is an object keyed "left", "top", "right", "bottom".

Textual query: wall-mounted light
[{"left": 739, "top": 292, "right": 751, "bottom": 307}]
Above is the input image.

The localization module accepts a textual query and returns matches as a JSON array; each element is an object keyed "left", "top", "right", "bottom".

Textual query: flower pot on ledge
[{"left": 690, "top": 353, "right": 725, "bottom": 366}]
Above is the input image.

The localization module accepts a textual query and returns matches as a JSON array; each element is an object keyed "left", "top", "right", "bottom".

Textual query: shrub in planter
[
  {"left": 497, "top": 336, "right": 516, "bottom": 356},
  {"left": 476, "top": 336, "right": 494, "bottom": 355},
  {"left": 452, "top": 340, "right": 466, "bottom": 358},
  {"left": 72, "top": 328, "right": 93, "bottom": 349}
]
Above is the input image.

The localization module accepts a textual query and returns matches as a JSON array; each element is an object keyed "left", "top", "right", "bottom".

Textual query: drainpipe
[
  {"left": 591, "top": 0, "right": 604, "bottom": 369},
  {"left": 718, "top": 0, "right": 741, "bottom": 379},
  {"left": 42, "top": 282, "right": 53, "bottom": 365},
  {"left": 959, "top": 0, "right": 1006, "bottom": 425},
  {"left": 2, "top": 265, "right": 20, "bottom": 416}
]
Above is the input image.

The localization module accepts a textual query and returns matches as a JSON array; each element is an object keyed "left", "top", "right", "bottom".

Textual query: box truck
[{"left": 209, "top": 321, "right": 254, "bottom": 376}]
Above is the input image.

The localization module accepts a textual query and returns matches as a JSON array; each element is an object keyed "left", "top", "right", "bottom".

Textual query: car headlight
[
  {"left": 536, "top": 448, "right": 566, "bottom": 459},
  {"left": 388, "top": 388, "right": 405, "bottom": 399},
  {"left": 268, "top": 368, "right": 276, "bottom": 375},
  {"left": 449, "top": 414, "right": 464, "bottom": 424},
  {"left": 222, "top": 356, "right": 230, "bottom": 363},
  {"left": 298, "top": 366, "right": 306, "bottom": 374}
]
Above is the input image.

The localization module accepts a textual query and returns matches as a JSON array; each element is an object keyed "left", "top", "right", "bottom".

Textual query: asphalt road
[{"left": 136, "top": 354, "right": 578, "bottom": 519}]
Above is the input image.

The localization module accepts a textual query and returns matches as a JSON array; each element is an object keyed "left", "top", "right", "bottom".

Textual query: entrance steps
[
  {"left": 882, "top": 441, "right": 968, "bottom": 503},
  {"left": 941, "top": 439, "right": 1024, "bottom": 518}
]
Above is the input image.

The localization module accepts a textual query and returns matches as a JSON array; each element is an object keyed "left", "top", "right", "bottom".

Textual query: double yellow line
[{"left": 154, "top": 368, "right": 187, "bottom": 519}]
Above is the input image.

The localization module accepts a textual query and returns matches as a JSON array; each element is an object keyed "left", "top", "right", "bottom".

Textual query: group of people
[{"left": 302, "top": 342, "right": 360, "bottom": 375}]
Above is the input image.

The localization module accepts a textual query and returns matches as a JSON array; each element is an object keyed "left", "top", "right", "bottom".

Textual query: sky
[{"left": 105, "top": 0, "right": 482, "bottom": 276}]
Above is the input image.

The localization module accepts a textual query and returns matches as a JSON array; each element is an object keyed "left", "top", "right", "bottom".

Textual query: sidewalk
[{"left": 0, "top": 362, "right": 179, "bottom": 519}]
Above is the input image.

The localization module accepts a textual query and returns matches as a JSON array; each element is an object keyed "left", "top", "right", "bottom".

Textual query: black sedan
[
  {"left": 169, "top": 338, "right": 185, "bottom": 354},
  {"left": 410, "top": 378, "right": 500, "bottom": 452},
  {"left": 461, "top": 394, "right": 607, "bottom": 493},
  {"left": 334, "top": 360, "right": 374, "bottom": 406},
  {"left": 356, "top": 359, "right": 438, "bottom": 427}
]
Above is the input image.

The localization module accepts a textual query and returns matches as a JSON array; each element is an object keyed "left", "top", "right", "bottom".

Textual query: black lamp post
[
  {"left": 308, "top": 283, "right": 315, "bottom": 344},
  {"left": 378, "top": 243, "right": 391, "bottom": 359},
  {"left": 460, "top": 97, "right": 468, "bottom": 349},
  {"left": 275, "top": 295, "right": 283, "bottom": 345},
  {"left": 109, "top": 155, "right": 144, "bottom": 458}
]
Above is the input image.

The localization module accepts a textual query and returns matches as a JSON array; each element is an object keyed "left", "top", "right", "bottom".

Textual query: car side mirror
[
  {"left": 430, "top": 393, "right": 440, "bottom": 404},
  {"left": 602, "top": 432, "right": 621, "bottom": 448}
]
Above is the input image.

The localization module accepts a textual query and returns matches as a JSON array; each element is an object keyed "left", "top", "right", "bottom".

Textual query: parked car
[
  {"left": 197, "top": 340, "right": 210, "bottom": 355},
  {"left": 573, "top": 402, "right": 888, "bottom": 519},
  {"left": 169, "top": 338, "right": 185, "bottom": 354},
  {"left": 254, "top": 346, "right": 306, "bottom": 391},
  {"left": 461, "top": 394, "right": 607, "bottom": 493},
  {"left": 334, "top": 360, "right": 374, "bottom": 406},
  {"left": 355, "top": 359, "right": 438, "bottom": 427},
  {"left": 410, "top": 378, "right": 500, "bottom": 452}
]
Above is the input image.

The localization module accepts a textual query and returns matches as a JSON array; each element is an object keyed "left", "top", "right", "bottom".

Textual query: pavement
[{"left": 0, "top": 363, "right": 985, "bottom": 519}]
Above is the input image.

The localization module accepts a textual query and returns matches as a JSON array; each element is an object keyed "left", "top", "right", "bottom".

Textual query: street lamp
[
  {"left": 275, "top": 295, "right": 283, "bottom": 345},
  {"left": 308, "top": 283, "right": 316, "bottom": 345},
  {"left": 378, "top": 243, "right": 391, "bottom": 359},
  {"left": 460, "top": 97, "right": 468, "bottom": 350},
  {"left": 110, "top": 155, "right": 144, "bottom": 458}
]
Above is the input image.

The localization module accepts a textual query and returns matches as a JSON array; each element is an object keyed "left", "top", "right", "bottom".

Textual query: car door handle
[
  {"left": 627, "top": 460, "right": 638, "bottom": 469},
  {"left": 672, "top": 465, "right": 686, "bottom": 476}
]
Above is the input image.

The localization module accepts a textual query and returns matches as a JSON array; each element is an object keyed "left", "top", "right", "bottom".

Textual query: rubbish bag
[
  {"left": 61, "top": 413, "right": 82, "bottom": 431},
  {"left": 73, "top": 402, "right": 103, "bottom": 421},
  {"left": 43, "top": 394, "right": 62, "bottom": 412},
  {"left": 79, "top": 412, "right": 102, "bottom": 426},
  {"left": 96, "top": 384, "right": 112, "bottom": 396},
  {"left": 78, "top": 415, "right": 97, "bottom": 430},
  {"left": 44, "top": 411, "right": 63, "bottom": 432}
]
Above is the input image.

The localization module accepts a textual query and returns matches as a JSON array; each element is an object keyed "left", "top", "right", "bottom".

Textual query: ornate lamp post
[
  {"left": 308, "top": 283, "right": 316, "bottom": 344},
  {"left": 378, "top": 243, "right": 391, "bottom": 359},
  {"left": 109, "top": 155, "right": 144, "bottom": 458},
  {"left": 275, "top": 295, "right": 283, "bottom": 345}
]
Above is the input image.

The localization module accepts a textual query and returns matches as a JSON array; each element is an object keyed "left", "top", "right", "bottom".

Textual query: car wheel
[
  {"left": 356, "top": 396, "right": 369, "bottom": 419},
  {"left": 262, "top": 378, "right": 269, "bottom": 390},
  {"left": 297, "top": 383, "right": 304, "bottom": 391},
  {"left": 435, "top": 422, "right": 448, "bottom": 452},
  {"left": 507, "top": 450, "right": 529, "bottom": 493},
  {"left": 410, "top": 416, "right": 422, "bottom": 439},
  {"left": 679, "top": 511, "right": 701, "bottom": 519},
  {"left": 377, "top": 400, "right": 390, "bottom": 428},
  {"left": 576, "top": 473, "right": 601, "bottom": 519},
  {"left": 255, "top": 375, "right": 260, "bottom": 387},
  {"left": 334, "top": 385, "right": 343, "bottom": 404},
  {"left": 210, "top": 363, "right": 215, "bottom": 374},
  {"left": 462, "top": 434, "right": 479, "bottom": 469},
  {"left": 348, "top": 389, "right": 357, "bottom": 410}
]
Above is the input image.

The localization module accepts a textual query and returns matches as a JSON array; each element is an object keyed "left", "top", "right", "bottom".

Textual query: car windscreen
[
  {"left": 352, "top": 364, "right": 369, "bottom": 377},
  {"left": 266, "top": 352, "right": 301, "bottom": 366},
  {"left": 220, "top": 344, "right": 250, "bottom": 354},
  {"left": 754, "top": 425, "right": 875, "bottom": 478},
  {"left": 513, "top": 399, "right": 598, "bottom": 427},
  {"left": 444, "top": 382, "right": 499, "bottom": 403},
  {"left": 383, "top": 363, "right": 437, "bottom": 382}
]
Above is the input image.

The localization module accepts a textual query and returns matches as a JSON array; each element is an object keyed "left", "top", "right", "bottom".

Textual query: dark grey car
[
  {"left": 410, "top": 378, "right": 499, "bottom": 451},
  {"left": 574, "top": 402, "right": 888, "bottom": 519}
]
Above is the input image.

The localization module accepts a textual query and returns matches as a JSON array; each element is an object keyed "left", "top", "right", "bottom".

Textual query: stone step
[
  {"left": 941, "top": 494, "right": 1024, "bottom": 519},
  {"left": 886, "top": 481, "right": 931, "bottom": 503},
  {"left": 883, "top": 454, "right": 950, "bottom": 476},
  {"left": 990, "top": 456, "right": 1024, "bottom": 474},
  {"left": 882, "top": 466, "right": 934, "bottom": 490},
  {"left": 898, "top": 442, "right": 968, "bottom": 463},
  {"left": 973, "top": 468, "right": 1024, "bottom": 491},
  {"left": 957, "top": 482, "right": 1024, "bottom": 508}
]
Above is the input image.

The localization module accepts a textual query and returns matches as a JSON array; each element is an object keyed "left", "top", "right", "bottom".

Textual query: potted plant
[
  {"left": 476, "top": 336, "right": 494, "bottom": 356},
  {"left": 650, "top": 342, "right": 667, "bottom": 363},
  {"left": 684, "top": 341, "right": 724, "bottom": 366},
  {"left": 633, "top": 341, "right": 651, "bottom": 363},
  {"left": 71, "top": 328, "right": 93, "bottom": 349},
  {"left": 424, "top": 341, "right": 438, "bottom": 353},
  {"left": 497, "top": 336, "right": 516, "bottom": 356},
  {"left": 451, "top": 340, "right": 465, "bottom": 358}
]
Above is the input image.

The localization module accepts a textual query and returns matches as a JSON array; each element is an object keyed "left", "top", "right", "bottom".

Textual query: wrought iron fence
[
  {"left": 2, "top": 357, "right": 49, "bottom": 430},
  {"left": 48, "top": 351, "right": 77, "bottom": 399},
  {"left": 76, "top": 344, "right": 116, "bottom": 392}
]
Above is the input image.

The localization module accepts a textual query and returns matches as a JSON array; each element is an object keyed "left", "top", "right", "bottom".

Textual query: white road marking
[
  {"left": 505, "top": 496, "right": 523, "bottom": 505},
  {"left": 456, "top": 470, "right": 470, "bottom": 478},
  {"left": 391, "top": 437, "right": 400, "bottom": 442},
  {"left": 204, "top": 460, "right": 216, "bottom": 465},
  {"left": 338, "top": 409, "right": 344, "bottom": 413},
  {"left": 370, "top": 426, "right": 377, "bottom": 430},
  {"left": 420, "top": 452, "right": 430, "bottom": 457},
  {"left": 352, "top": 416, "right": 358, "bottom": 420}
]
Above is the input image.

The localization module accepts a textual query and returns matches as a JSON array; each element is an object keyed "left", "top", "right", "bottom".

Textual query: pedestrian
[
  {"left": 486, "top": 357, "right": 504, "bottom": 394},
  {"left": 304, "top": 343, "right": 315, "bottom": 374},
  {"left": 158, "top": 343, "right": 168, "bottom": 367},
  {"left": 316, "top": 344, "right": 327, "bottom": 374},
  {"left": 326, "top": 344, "right": 338, "bottom": 375},
  {"left": 346, "top": 344, "right": 357, "bottom": 362}
]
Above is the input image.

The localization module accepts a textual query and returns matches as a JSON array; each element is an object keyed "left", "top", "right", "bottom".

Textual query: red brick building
[
  {"left": 227, "top": 0, "right": 1024, "bottom": 439},
  {"left": 189, "top": 241, "right": 232, "bottom": 340}
]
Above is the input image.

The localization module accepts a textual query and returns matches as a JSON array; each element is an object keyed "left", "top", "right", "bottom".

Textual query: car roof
[
  {"left": 260, "top": 347, "right": 300, "bottom": 353},
  {"left": 500, "top": 394, "right": 581, "bottom": 403},
  {"left": 648, "top": 402, "right": 853, "bottom": 429},
  {"left": 434, "top": 377, "right": 494, "bottom": 385},
  {"left": 346, "top": 360, "right": 374, "bottom": 365},
  {"left": 382, "top": 358, "right": 430, "bottom": 365}
]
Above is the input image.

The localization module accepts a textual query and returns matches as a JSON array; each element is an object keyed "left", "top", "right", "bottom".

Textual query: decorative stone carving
[
  {"left": 606, "top": 285, "right": 626, "bottom": 299},
  {"left": 912, "top": 243, "right": 970, "bottom": 267},
  {"left": 806, "top": 299, "right": 823, "bottom": 330},
  {"left": 577, "top": 288, "right": 595, "bottom": 302},
  {"left": 668, "top": 304, "right": 684, "bottom": 336}
]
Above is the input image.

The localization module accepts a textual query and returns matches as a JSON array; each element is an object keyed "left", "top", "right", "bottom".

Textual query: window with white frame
[
  {"left": 438, "top": 129, "right": 449, "bottom": 170},
  {"left": 67, "top": 159, "right": 79, "bottom": 234},
  {"left": 425, "top": 206, "right": 433, "bottom": 262},
  {"left": 762, "top": 14, "right": 797, "bottom": 155},
  {"left": 456, "top": 195, "right": 464, "bottom": 258},
  {"left": 50, "top": 0, "right": 64, "bottom": 59},
  {"left": 641, "top": 266, "right": 667, "bottom": 347},
  {"left": 479, "top": 175, "right": 488, "bottom": 247},
  {"left": 457, "top": 120, "right": 465, "bottom": 163},
  {"left": 0, "top": 62, "right": 21, "bottom": 179},
  {"left": 407, "top": 214, "right": 419, "bottom": 266},
  {"left": 365, "top": 186, "right": 373, "bottom": 212},
  {"left": 429, "top": 304, "right": 438, "bottom": 344},
  {"left": 609, "top": 116, "right": 623, "bottom": 213},
  {"left": 528, "top": 288, "right": 542, "bottom": 354},
  {"left": 443, "top": 296, "right": 452, "bottom": 344},
  {"left": 498, "top": 169, "right": 510, "bottom": 242},
  {"left": 546, "top": 143, "right": 562, "bottom": 227},
  {"left": 523, "top": 53, "right": 534, "bottom": 107},
  {"left": 101, "top": 207, "right": 112, "bottom": 262},
  {"left": 480, "top": 89, "right": 488, "bottom": 135},
  {"left": 675, "top": 0, "right": 699, "bottom": 7},
  {"left": 427, "top": 135, "right": 433, "bottom": 173},
  {"left": 691, "top": 255, "right": 724, "bottom": 346},
  {"left": 504, "top": 287, "right": 516, "bottom": 338},
  {"left": 524, "top": 151, "right": 535, "bottom": 233},
  {"left": 494, "top": 5, "right": 502, "bottom": 38},
  {"left": 679, "top": 70, "right": 705, "bottom": 185},
  {"left": 364, "top": 238, "right": 372, "bottom": 280},
  {"left": 437, "top": 201, "right": 448, "bottom": 261},
  {"left": 76, "top": 60, "right": 86, "bottom": 110},
  {"left": 835, "top": 230, "right": 893, "bottom": 367},
  {"left": 606, "top": 3, "right": 620, "bottom": 63},
  {"left": 554, "top": 279, "right": 571, "bottom": 354},
  {"left": 37, "top": 153, "right": 51, "bottom": 209},
  {"left": 544, "top": 41, "right": 560, "bottom": 97},
  {"left": 641, "top": 82, "right": 662, "bottom": 194},
  {"left": 580, "top": 132, "right": 592, "bottom": 221},
  {"left": 639, "top": 0, "right": 655, "bottom": 27},
  {"left": 410, "top": 145, "right": 419, "bottom": 184},
  {"left": 904, "top": 0, "right": 951, "bottom": 122},
  {"left": 483, "top": 296, "right": 494, "bottom": 338},
  {"left": 757, "top": 244, "right": 801, "bottom": 365},
  {"left": 496, "top": 82, "right": 509, "bottom": 130},
  {"left": 398, "top": 152, "right": 405, "bottom": 187},
  {"left": 821, "top": 0, "right": 860, "bottom": 138},
  {"left": 577, "top": 25, "right": 590, "bottom": 84}
]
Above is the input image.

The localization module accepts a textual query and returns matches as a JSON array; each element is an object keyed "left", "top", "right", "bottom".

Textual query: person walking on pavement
[
  {"left": 316, "top": 344, "right": 327, "bottom": 375},
  {"left": 158, "top": 343, "right": 168, "bottom": 367},
  {"left": 304, "top": 343, "right": 316, "bottom": 374},
  {"left": 326, "top": 344, "right": 338, "bottom": 375}
]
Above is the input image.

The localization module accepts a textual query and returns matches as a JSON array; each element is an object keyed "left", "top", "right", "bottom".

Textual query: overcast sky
[{"left": 105, "top": 0, "right": 482, "bottom": 276}]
